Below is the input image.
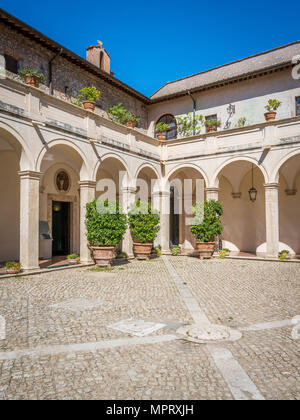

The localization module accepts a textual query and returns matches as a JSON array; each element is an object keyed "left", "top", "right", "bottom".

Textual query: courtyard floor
[{"left": 0, "top": 256, "right": 299, "bottom": 400}]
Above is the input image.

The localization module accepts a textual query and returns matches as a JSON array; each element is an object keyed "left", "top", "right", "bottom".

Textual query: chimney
[{"left": 86, "top": 40, "right": 111, "bottom": 74}]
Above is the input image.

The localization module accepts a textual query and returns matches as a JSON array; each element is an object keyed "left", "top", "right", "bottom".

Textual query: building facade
[{"left": 0, "top": 8, "right": 299, "bottom": 269}]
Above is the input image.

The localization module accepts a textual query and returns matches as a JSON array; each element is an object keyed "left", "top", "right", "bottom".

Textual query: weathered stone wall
[{"left": 0, "top": 22, "right": 148, "bottom": 131}]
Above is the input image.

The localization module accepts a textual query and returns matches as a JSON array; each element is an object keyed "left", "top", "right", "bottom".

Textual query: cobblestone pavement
[{"left": 0, "top": 257, "right": 299, "bottom": 400}]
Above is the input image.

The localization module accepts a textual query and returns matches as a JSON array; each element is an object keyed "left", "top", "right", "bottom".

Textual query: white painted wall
[{"left": 148, "top": 70, "right": 300, "bottom": 137}]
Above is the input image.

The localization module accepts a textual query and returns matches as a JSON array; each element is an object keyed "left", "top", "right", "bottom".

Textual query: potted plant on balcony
[
  {"left": 129, "top": 200, "right": 160, "bottom": 260},
  {"left": 19, "top": 68, "right": 45, "bottom": 88},
  {"left": 107, "top": 103, "right": 140, "bottom": 128},
  {"left": 155, "top": 122, "right": 170, "bottom": 141},
  {"left": 205, "top": 118, "right": 221, "bottom": 133},
  {"left": 5, "top": 262, "right": 22, "bottom": 275},
  {"left": 86, "top": 200, "right": 127, "bottom": 267},
  {"left": 67, "top": 254, "right": 80, "bottom": 265},
  {"left": 190, "top": 200, "right": 223, "bottom": 259},
  {"left": 79, "top": 86, "right": 101, "bottom": 111},
  {"left": 264, "top": 99, "right": 282, "bottom": 121}
]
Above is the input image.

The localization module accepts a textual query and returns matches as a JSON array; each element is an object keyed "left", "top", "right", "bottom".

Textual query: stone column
[
  {"left": 79, "top": 181, "right": 96, "bottom": 264},
  {"left": 19, "top": 171, "right": 42, "bottom": 270},
  {"left": 152, "top": 190, "right": 161, "bottom": 247},
  {"left": 121, "top": 186, "right": 136, "bottom": 258},
  {"left": 160, "top": 190, "right": 170, "bottom": 253},
  {"left": 205, "top": 187, "right": 219, "bottom": 201},
  {"left": 264, "top": 183, "right": 279, "bottom": 258}
]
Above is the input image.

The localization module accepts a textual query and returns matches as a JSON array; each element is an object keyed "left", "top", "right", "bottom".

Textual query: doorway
[{"left": 52, "top": 201, "right": 70, "bottom": 256}]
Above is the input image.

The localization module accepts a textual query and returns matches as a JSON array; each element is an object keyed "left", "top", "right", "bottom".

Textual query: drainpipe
[
  {"left": 49, "top": 48, "right": 63, "bottom": 95},
  {"left": 188, "top": 91, "right": 196, "bottom": 135}
]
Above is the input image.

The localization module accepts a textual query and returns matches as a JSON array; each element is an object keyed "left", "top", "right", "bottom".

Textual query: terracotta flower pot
[
  {"left": 133, "top": 243, "right": 153, "bottom": 260},
  {"left": 23, "top": 74, "right": 41, "bottom": 88},
  {"left": 125, "top": 120, "right": 136, "bottom": 129},
  {"left": 264, "top": 112, "right": 277, "bottom": 121},
  {"left": 157, "top": 133, "right": 167, "bottom": 141},
  {"left": 83, "top": 101, "right": 96, "bottom": 111},
  {"left": 68, "top": 259, "right": 80, "bottom": 265},
  {"left": 207, "top": 126, "right": 217, "bottom": 133},
  {"left": 196, "top": 242, "right": 215, "bottom": 259},
  {"left": 90, "top": 246, "right": 116, "bottom": 267},
  {"left": 5, "top": 267, "right": 21, "bottom": 275}
]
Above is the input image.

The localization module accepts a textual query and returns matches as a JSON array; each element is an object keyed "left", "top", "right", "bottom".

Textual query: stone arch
[
  {"left": 211, "top": 156, "right": 268, "bottom": 188},
  {"left": 0, "top": 120, "right": 33, "bottom": 170},
  {"left": 272, "top": 148, "right": 300, "bottom": 184},
  {"left": 92, "top": 152, "right": 132, "bottom": 182},
  {"left": 134, "top": 162, "right": 160, "bottom": 180},
  {"left": 36, "top": 139, "right": 90, "bottom": 180},
  {"left": 166, "top": 162, "right": 209, "bottom": 187}
]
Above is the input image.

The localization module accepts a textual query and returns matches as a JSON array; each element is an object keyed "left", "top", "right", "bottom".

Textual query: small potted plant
[
  {"left": 79, "top": 86, "right": 101, "bottom": 111},
  {"left": 107, "top": 103, "right": 140, "bottom": 128},
  {"left": 67, "top": 254, "right": 80, "bottom": 265},
  {"left": 5, "top": 262, "right": 21, "bottom": 275},
  {"left": 171, "top": 246, "right": 181, "bottom": 256},
  {"left": 190, "top": 200, "right": 224, "bottom": 259},
  {"left": 265, "top": 99, "right": 282, "bottom": 121},
  {"left": 86, "top": 200, "right": 127, "bottom": 267},
  {"left": 19, "top": 68, "right": 45, "bottom": 88},
  {"left": 129, "top": 201, "right": 160, "bottom": 260},
  {"left": 155, "top": 122, "right": 170, "bottom": 141},
  {"left": 278, "top": 250, "right": 291, "bottom": 261},
  {"left": 205, "top": 118, "right": 221, "bottom": 133}
]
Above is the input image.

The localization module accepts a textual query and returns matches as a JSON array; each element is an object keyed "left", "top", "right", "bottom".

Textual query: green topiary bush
[
  {"left": 129, "top": 201, "right": 160, "bottom": 243},
  {"left": 107, "top": 103, "right": 140, "bottom": 126},
  {"left": 190, "top": 200, "right": 223, "bottom": 242},
  {"left": 85, "top": 200, "right": 127, "bottom": 246}
]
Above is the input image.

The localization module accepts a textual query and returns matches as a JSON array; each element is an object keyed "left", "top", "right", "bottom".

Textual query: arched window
[{"left": 155, "top": 114, "right": 177, "bottom": 140}]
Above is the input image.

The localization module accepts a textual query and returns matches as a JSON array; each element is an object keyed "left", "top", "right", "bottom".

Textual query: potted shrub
[
  {"left": 205, "top": 118, "right": 221, "bottom": 133},
  {"left": 176, "top": 112, "right": 204, "bottom": 138},
  {"left": 85, "top": 200, "right": 127, "bottom": 267},
  {"left": 19, "top": 68, "right": 45, "bottom": 88},
  {"left": 155, "top": 122, "right": 170, "bottom": 141},
  {"left": 190, "top": 200, "right": 224, "bottom": 259},
  {"left": 5, "top": 262, "right": 21, "bottom": 275},
  {"left": 129, "top": 201, "right": 160, "bottom": 260},
  {"left": 265, "top": 99, "right": 282, "bottom": 121},
  {"left": 79, "top": 86, "right": 101, "bottom": 111},
  {"left": 67, "top": 254, "right": 80, "bottom": 265},
  {"left": 107, "top": 103, "right": 140, "bottom": 128}
]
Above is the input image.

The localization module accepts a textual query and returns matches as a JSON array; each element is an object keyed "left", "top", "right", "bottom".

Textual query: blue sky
[{"left": 1, "top": 0, "right": 300, "bottom": 96}]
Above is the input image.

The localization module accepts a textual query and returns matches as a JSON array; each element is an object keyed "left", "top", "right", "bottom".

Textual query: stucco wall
[{"left": 148, "top": 70, "right": 300, "bottom": 137}]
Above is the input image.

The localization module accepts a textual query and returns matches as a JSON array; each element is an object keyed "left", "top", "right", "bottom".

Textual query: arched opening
[
  {"left": 155, "top": 114, "right": 177, "bottom": 140},
  {"left": 217, "top": 160, "right": 266, "bottom": 256},
  {"left": 277, "top": 153, "right": 300, "bottom": 256},
  {"left": 168, "top": 166, "right": 206, "bottom": 252},
  {"left": 39, "top": 144, "right": 86, "bottom": 261},
  {"left": 0, "top": 129, "right": 22, "bottom": 264},
  {"left": 95, "top": 156, "right": 128, "bottom": 202}
]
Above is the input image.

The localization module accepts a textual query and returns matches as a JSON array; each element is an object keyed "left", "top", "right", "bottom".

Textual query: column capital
[
  {"left": 264, "top": 183, "right": 279, "bottom": 190},
  {"left": 79, "top": 180, "right": 97, "bottom": 188},
  {"left": 18, "top": 171, "right": 43, "bottom": 180},
  {"left": 120, "top": 186, "right": 137, "bottom": 194},
  {"left": 205, "top": 187, "right": 220, "bottom": 193}
]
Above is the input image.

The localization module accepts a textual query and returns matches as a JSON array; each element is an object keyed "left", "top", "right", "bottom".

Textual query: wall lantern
[
  {"left": 248, "top": 164, "right": 257, "bottom": 202},
  {"left": 53, "top": 202, "right": 61, "bottom": 212}
]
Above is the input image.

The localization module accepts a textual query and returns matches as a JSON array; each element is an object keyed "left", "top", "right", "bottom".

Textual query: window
[
  {"left": 4, "top": 54, "right": 18, "bottom": 74},
  {"left": 296, "top": 97, "right": 300, "bottom": 116},
  {"left": 155, "top": 114, "right": 177, "bottom": 140}
]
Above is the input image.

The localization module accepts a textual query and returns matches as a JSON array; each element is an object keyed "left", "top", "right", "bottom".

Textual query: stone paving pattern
[{"left": 0, "top": 257, "right": 299, "bottom": 400}]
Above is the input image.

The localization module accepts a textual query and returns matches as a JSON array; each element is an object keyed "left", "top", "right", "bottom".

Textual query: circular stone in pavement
[{"left": 176, "top": 324, "right": 242, "bottom": 344}]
